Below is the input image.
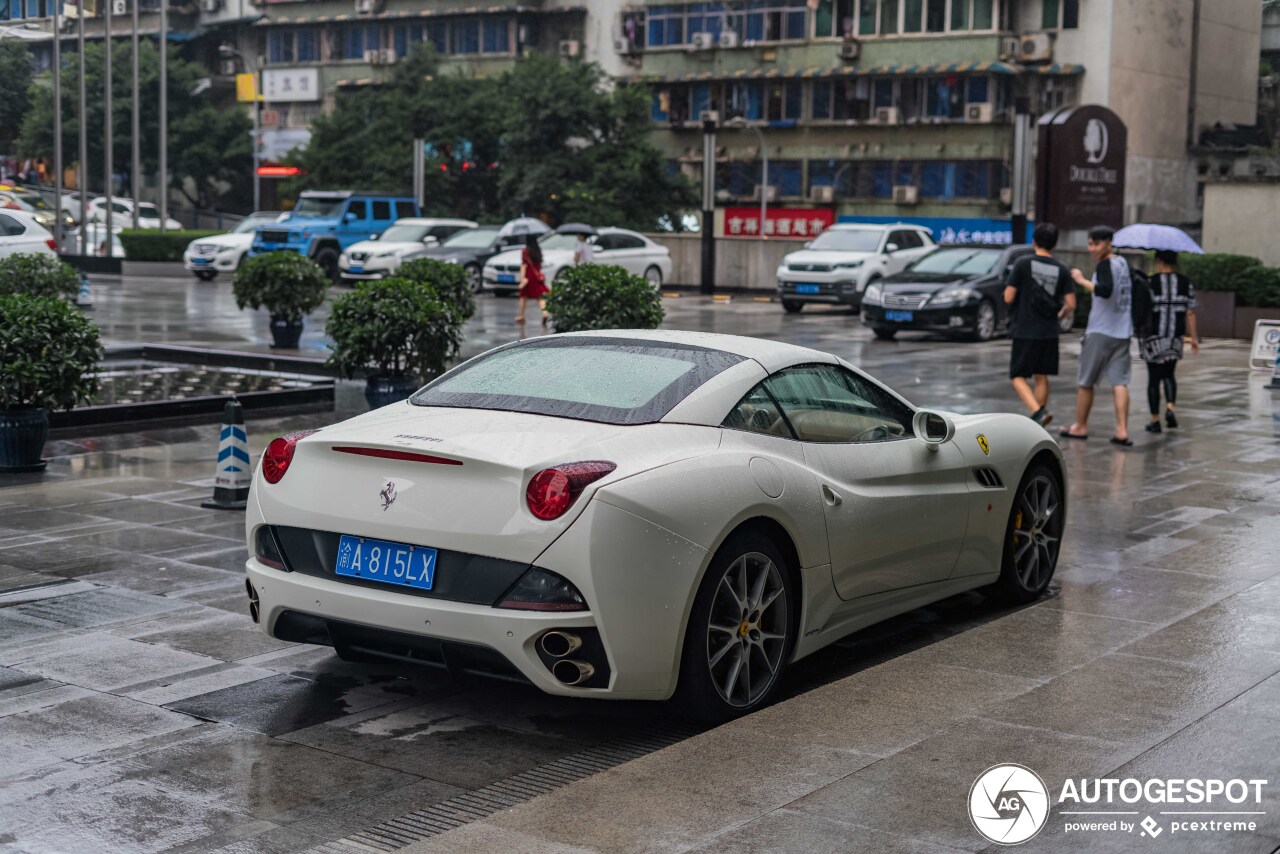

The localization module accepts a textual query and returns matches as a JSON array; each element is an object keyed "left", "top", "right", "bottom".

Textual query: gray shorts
[{"left": 1077, "top": 333, "right": 1131, "bottom": 388}]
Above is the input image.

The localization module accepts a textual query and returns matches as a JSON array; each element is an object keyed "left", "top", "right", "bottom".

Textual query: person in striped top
[{"left": 1140, "top": 250, "right": 1200, "bottom": 433}]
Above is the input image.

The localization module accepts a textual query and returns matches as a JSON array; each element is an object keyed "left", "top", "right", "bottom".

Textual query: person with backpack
[
  {"left": 1004, "top": 222, "right": 1076, "bottom": 427},
  {"left": 1061, "top": 225, "right": 1148, "bottom": 446},
  {"left": 1140, "top": 250, "right": 1199, "bottom": 433}
]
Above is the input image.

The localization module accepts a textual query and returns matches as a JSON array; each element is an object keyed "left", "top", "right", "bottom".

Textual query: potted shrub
[
  {"left": 545, "top": 264, "right": 664, "bottom": 333},
  {"left": 0, "top": 252, "right": 81, "bottom": 301},
  {"left": 232, "top": 253, "right": 330, "bottom": 349},
  {"left": 397, "top": 257, "right": 477, "bottom": 326},
  {"left": 0, "top": 294, "right": 103, "bottom": 472},
  {"left": 326, "top": 277, "right": 465, "bottom": 409}
]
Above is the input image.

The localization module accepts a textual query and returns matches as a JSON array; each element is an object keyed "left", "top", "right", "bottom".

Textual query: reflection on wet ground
[{"left": 0, "top": 276, "right": 1277, "bottom": 852}]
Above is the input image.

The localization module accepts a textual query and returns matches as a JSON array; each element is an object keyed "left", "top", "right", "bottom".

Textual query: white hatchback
[
  {"left": 482, "top": 227, "right": 672, "bottom": 293},
  {"left": 86, "top": 197, "right": 182, "bottom": 231},
  {"left": 0, "top": 210, "right": 57, "bottom": 259}
]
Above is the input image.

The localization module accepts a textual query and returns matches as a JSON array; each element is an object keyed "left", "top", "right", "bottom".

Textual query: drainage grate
[{"left": 308, "top": 721, "right": 703, "bottom": 852}]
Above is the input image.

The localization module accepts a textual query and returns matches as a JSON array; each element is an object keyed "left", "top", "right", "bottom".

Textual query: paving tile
[
  {"left": 113, "top": 608, "right": 292, "bottom": 661},
  {"left": 682, "top": 807, "right": 969, "bottom": 854},
  {"left": 12, "top": 587, "right": 192, "bottom": 628},
  {"left": 13, "top": 633, "right": 222, "bottom": 692},
  {"left": 88, "top": 556, "right": 238, "bottom": 596},
  {"left": 401, "top": 823, "right": 600, "bottom": 854},
  {"left": 1045, "top": 567, "right": 1257, "bottom": 626},
  {"left": 75, "top": 497, "right": 212, "bottom": 526}
]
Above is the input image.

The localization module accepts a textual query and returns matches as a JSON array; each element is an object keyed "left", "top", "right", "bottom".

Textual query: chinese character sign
[
  {"left": 262, "top": 68, "right": 321, "bottom": 103},
  {"left": 723, "top": 208, "right": 835, "bottom": 239}
]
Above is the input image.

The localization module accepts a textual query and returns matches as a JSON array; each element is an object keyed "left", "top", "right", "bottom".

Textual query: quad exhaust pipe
[
  {"left": 539, "top": 630, "right": 582, "bottom": 658},
  {"left": 245, "top": 579, "right": 260, "bottom": 624},
  {"left": 551, "top": 659, "right": 595, "bottom": 686}
]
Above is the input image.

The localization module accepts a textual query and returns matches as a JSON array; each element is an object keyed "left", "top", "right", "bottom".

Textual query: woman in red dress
[{"left": 517, "top": 233, "right": 549, "bottom": 325}]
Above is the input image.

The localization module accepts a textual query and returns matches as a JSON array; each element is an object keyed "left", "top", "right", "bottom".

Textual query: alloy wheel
[
  {"left": 976, "top": 301, "right": 996, "bottom": 341},
  {"left": 465, "top": 264, "right": 481, "bottom": 292},
  {"left": 704, "top": 551, "right": 788, "bottom": 708},
  {"left": 1011, "top": 474, "right": 1062, "bottom": 591},
  {"left": 644, "top": 266, "right": 663, "bottom": 287}
]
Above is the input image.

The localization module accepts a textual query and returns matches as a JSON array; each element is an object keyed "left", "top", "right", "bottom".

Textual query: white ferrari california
[{"left": 244, "top": 331, "right": 1066, "bottom": 719}]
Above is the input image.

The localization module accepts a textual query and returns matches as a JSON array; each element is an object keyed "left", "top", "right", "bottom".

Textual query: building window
[
  {"left": 724, "top": 82, "right": 765, "bottom": 121},
  {"left": 482, "top": 19, "right": 509, "bottom": 52},
  {"left": 766, "top": 81, "right": 803, "bottom": 122},
  {"left": 646, "top": 1, "right": 807, "bottom": 48},
  {"left": 815, "top": 0, "right": 856, "bottom": 38},
  {"left": 269, "top": 31, "right": 294, "bottom": 64},
  {"left": 452, "top": 19, "right": 480, "bottom": 54},
  {"left": 924, "top": 76, "right": 965, "bottom": 119},
  {"left": 343, "top": 26, "right": 380, "bottom": 60},
  {"left": 1042, "top": 0, "right": 1078, "bottom": 30},
  {"left": 296, "top": 30, "right": 319, "bottom": 62},
  {"left": 394, "top": 23, "right": 424, "bottom": 59}
]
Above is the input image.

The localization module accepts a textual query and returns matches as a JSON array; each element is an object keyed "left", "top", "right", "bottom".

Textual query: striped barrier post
[{"left": 202, "top": 398, "right": 251, "bottom": 510}]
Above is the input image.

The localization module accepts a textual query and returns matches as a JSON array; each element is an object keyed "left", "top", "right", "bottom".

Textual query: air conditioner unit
[
  {"left": 836, "top": 39, "right": 859, "bottom": 61},
  {"left": 613, "top": 37, "right": 639, "bottom": 55},
  {"left": 698, "top": 109, "right": 719, "bottom": 125},
  {"left": 718, "top": 31, "right": 738, "bottom": 49},
  {"left": 691, "top": 32, "right": 715, "bottom": 50},
  {"left": 363, "top": 48, "right": 381, "bottom": 64},
  {"left": 354, "top": 0, "right": 383, "bottom": 14},
  {"left": 752, "top": 185, "right": 778, "bottom": 202},
  {"left": 558, "top": 39, "right": 580, "bottom": 57},
  {"left": 874, "top": 106, "right": 900, "bottom": 125},
  {"left": 1018, "top": 32, "right": 1053, "bottom": 63},
  {"left": 999, "top": 187, "right": 1013, "bottom": 206},
  {"left": 810, "top": 185, "right": 834, "bottom": 203},
  {"left": 966, "top": 103, "right": 993, "bottom": 123},
  {"left": 380, "top": 49, "right": 397, "bottom": 64},
  {"left": 891, "top": 185, "right": 919, "bottom": 205},
  {"left": 111, "top": 0, "right": 126, "bottom": 16},
  {"left": 999, "top": 36, "right": 1020, "bottom": 62}
]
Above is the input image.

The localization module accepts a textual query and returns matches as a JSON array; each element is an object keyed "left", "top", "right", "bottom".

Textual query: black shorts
[{"left": 1009, "top": 338, "right": 1060, "bottom": 379}]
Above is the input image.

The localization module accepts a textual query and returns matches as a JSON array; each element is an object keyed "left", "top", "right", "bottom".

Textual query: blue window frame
[
  {"left": 812, "top": 81, "right": 833, "bottom": 120},
  {"left": 296, "top": 30, "right": 319, "bottom": 62},
  {"left": 483, "top": 19, "right": 509, "bottom": 52},
  {"left": 269, "top": 31, "right": 294, "bottom": 64},
  {"left": 691, "top": 84, "right": 712, "bottom": 117},
  {"left": 429, "top": 22, "right": 447, "bottom": 53},
  {"left": 872, "top": 162, "right": 894, "bottom": 198},
  {"left": 452, "top": 19, "right": 480, "bottom": 54},
  {"left": 768, "top": 160, "right": 803, "bottom": 197},
  {"left": 394, "top": 23, "right": 423, "bottom": 59},
  {"left": 967, "top": 76, "right": 990, "bottom": 104}
]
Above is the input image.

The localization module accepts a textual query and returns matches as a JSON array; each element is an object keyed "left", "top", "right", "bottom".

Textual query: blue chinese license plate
[
  {"left": 192, "top": 258, "right": 210, "bottom": 265},
  {"left": 350, "top": 265, "right": 364, "bottom": 274},
  {"left": 497, "top": 273, "right": 516, "bottom": 284},
  {"left": 335, "top": 535, "right": 436, "bottom": 591},
  {"left": 885, "top": 310, "right": 915, "bottom": 322},
  {"left": 796, "top": 283, "right": 821, "bottom": 295}
]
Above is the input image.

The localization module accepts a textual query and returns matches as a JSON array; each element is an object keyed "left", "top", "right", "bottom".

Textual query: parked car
[
  {"left": 249, "top": 190, "right": 419, "bottom": 280},
  {"left": 339, "top": 218, "right": 478, "bottom": 283},
  {"left": 402, "top": 225, "right": 527, "bottom": 292},
  {"left": 55, "top": 190, "right": 97, "bottom": 225},
  {"left": 0, "top": 187, "right": 75, "bottom": 236},
  {"left": 775, "top": 223, "right": 936, "bottom": 313},
  {"left": 483, "top": 228, "right": 673, "bottom": 293},
  {"left": 70, "top": 223, "right": 126, "bottom": 258},
  {"left": 0, "top": 209, "right": 57, "bottom": 259},
  {"left": 86, "top": 197, "right": 183, "bottom": 231},
  {"left": 860, "top": 244, "right": 1035, "bottom": 342},
  {"left": 183, "top": 212, "right": 286, "bottom": 280},
  {"left": 244, "top": 330, "right": 1066, "bottom": 718}
]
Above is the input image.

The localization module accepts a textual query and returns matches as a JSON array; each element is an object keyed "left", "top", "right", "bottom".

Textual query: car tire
[
  {"left": 313, "top": 247, "right": 340, "bottom": 281},
  {"left": 194, "top": 270, "right": 216, "bottom": 281},
  {"left": 644, "top": 265, "right": 664, "bottom": 288},
  {"left": 872, "top": 327, "right": 897, "bottom": 340},
  {"left": 675, "top": 530, "right": 795, "bottom": 723},
  {"left": 990, "top": 463, "right": 1064, "bottom": 604},
  {"left": 970, "top": 299, "right": 997, "bottom": 342},
  {"left": 781, "top": 300, "right": 804, "bottom": 314},
  {"left": 465, "top": 264, "right": 482, "bottom": 293}
]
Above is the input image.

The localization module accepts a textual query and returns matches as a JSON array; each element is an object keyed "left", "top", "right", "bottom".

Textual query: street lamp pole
[
  {"left": 130, "top": 0, "right": 139, "bottom": 229},
  {"left": 158, "top": 0, "right": 167, "bottom": 233},
  {"left": 700, "top": 113, "right": 717, "bottom": 295},
  {"left": 76, "top": 0, "right": 87, "bottom": 255},
  {"left": 104, "top": 0, "right": 113, "bottom": 248},
  {"left": 53, "top": 1, "right": 62, "bottom": 251}
]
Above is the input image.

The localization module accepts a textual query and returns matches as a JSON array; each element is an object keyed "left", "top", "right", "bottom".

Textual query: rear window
[{"left": 411, "top": 337, "right": 745, "bottom": 425}]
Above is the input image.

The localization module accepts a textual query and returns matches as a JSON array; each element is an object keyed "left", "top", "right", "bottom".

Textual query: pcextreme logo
[{"left": 969, "top": 765, "right": 1270, "bottom": 845}]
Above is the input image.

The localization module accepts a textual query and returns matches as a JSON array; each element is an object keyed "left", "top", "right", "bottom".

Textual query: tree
[
  {"left": 291, "top": 49, "right": 693, "bottom": 230},
  {"left": 18, "top": 41, "right": 251, "bottom": 210},
  {"left": 0, "top": 41, "right": 34, "bottom": 149}
]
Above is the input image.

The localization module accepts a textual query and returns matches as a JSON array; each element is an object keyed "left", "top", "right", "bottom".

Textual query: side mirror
[
  {"left": 422, "top": 235, "right": 439, "bottom": 246},
  {"left": 885, "top": 242, "right": 900, "bottom": 254},
  {"left": 912, "top": 409, "right": 955, "bottom": 449},
  {"left": 343, "top": 212, "right": 356, "bottom": 223}
]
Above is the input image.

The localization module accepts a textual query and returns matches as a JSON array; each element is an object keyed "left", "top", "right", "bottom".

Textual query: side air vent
[{"left": 972, "top": 466, "right": 1004, "bottom": 489}]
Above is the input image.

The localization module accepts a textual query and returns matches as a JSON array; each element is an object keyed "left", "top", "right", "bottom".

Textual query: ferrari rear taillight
[
  {"left": 525, "top": 461, "right": 616, "bottom": 521},
  {"left": 261, "top": 430, "right": 318, "bottom": 484}
]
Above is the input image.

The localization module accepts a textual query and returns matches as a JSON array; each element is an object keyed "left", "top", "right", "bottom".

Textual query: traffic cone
[
  {"left": 75, "top": 274, "right": 94, "bottom": 308},
  {"left": 202, "top": 399, "right": 251, "bottom": 511}
]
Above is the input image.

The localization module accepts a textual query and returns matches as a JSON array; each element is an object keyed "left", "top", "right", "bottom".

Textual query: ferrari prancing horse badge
[{"left": 976, "top": 435, "right": 990, "bottom": 456}]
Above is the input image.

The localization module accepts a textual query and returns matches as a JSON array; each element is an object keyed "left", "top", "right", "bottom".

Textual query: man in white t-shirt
[
  {"left": 1061, "top": 225, "right": 1134, "bottom": 446},
  {"left": 573, "top": 234, "right": 594, "bottom": 266}
]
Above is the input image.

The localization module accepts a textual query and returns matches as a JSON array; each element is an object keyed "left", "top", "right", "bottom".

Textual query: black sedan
[
  {"left": 400, "top": 225, "right": 527, "bottom": 292},
  {"left": 860, "top": 244, "right": 1033, "bottom": 342}
]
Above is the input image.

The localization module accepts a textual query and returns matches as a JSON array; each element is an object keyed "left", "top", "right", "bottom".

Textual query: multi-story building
[{"left": 627, "top": 0, "right": 1261, "bottom": 235}]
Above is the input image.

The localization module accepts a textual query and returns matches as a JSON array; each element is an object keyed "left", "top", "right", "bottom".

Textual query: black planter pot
[
  {"left": 365, "top": 375, "right": 420, "bottom": 410},
  {"left": 269, "top": 315, "right": 304, "bottom": 349},
  {"left": 0, "top": 408, "right": 50, "bottom": 473}
]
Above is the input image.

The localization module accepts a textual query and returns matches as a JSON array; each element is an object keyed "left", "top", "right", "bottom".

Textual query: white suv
[{"left": 775, "top": 223, "right": 935, "bottom": 313}]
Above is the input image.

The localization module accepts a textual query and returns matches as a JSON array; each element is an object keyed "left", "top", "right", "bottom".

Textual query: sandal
[
  {"left": 1058, "top": 428, "right": 1088, "bottom": 440},
  {"left": 1110, "top": 436, "right": 1133, "bottom": 447}
]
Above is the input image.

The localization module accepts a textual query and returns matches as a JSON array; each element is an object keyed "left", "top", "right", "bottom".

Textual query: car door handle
[{"left": 821, "top": 484, "right": 842, "bottom": 506}]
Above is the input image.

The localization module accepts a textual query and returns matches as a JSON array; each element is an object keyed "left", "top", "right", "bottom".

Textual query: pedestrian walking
[
  {"left": 1141, "top": 250, "right": 1199, "bottom": 433},
  {"left": 1004, "top": 222, "right": 1076, "bottom": 427},
  {"left": 573, "top": 232, "right": 594, "bottom": 266},
  {"left": 1061, "top": 225, "right": 1135, "bottom": 445},
  {"left": 516, "top": 233, "right": 549, "bottom": 326}
]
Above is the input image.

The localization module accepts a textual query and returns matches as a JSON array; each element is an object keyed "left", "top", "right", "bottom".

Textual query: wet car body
[{"left": 861, "top": 244, "right": 1033, "bottom": 341}]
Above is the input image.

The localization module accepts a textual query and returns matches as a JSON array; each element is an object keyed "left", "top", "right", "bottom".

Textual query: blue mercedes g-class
[{"left": 250, "top": 190, "right": 419, "bottom": 279}]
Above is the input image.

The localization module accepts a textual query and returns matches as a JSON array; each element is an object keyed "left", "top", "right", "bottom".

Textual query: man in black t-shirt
[{"left": 1003, "top": 222, "right": 1076, "bottom": 427}]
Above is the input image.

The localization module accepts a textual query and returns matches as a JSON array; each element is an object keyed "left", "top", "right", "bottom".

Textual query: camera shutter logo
[{"left": 969, "top": 764, "right": 1050, "bottom": 845}]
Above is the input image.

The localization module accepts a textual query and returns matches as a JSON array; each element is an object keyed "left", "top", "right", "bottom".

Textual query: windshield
[
  {"left": 442, "top": 228, "right": 500, "bottom": 248},
  {"left": 14, "top": 192, "right": 50, "bottom": 210},
  {"left": 292, "top": 196, "right": 346, "bottom": 217},
  {"left": 138, "top": 203, "right": 161, "bottom": 218},
  {"left": 379, "top": 224, "right": 431, "bottom": 243},
  {"left": 808, "top": 229, "right": 882, "bottom": 253},
  {"left": 0, "top": 195, "right": 35, "bottom": 212},
  {"left": 411, "top": 337, "right": 746, "bottom": 425},
  {"left": 910, "top": 248, "right": 1003, "bottom": 276},
  {"left": 232, "top": 214, "right": 281, "bottom": 234}
]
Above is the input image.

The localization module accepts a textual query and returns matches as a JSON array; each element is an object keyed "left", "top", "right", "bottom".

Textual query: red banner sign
[{"left": 723, "top": 207, "right": 835, "bottom": 239}]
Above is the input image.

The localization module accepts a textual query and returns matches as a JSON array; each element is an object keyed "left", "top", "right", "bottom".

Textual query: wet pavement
[{"left": 1, "top": 274, "right": 1278, "bottom": 853}]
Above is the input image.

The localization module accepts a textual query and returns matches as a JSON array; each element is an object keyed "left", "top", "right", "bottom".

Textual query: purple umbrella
[{"left": 1111, "top": 224, "right": 1203, "bottom": 254}]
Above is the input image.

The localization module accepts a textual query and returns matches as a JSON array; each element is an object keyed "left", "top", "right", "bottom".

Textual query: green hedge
[
  {"left": 118, "top": 229, "right": 223, "bottom": 262},
  {"left": 1180, "top": 253, "right": 1280, "bottom": 308}
]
